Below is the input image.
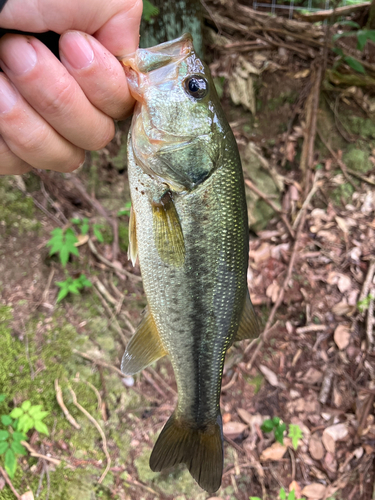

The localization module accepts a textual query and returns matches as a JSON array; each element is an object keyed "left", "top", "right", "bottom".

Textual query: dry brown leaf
[
  {"left": 249, "top": 242, "right": 272, "bottom": 263},
  {"left": 324, "top": 452, "right": 337, "bottom": 473},
  {"left": 259, "top": 364, "right": 279, "bottom": 387},
  {"left": 21, "top": 493, "right": 35, "bottom": 500},
  {"left": 337, "top": 274, "right": 351, "bottom": 293},
  {"left": 286, "top": 141, "right": 296, "bottom": 162},
  {"left": 208, "top": 497, "right": 224, "bottom": 500},
  {"left": 334, "top": 325, "right": 351, "bottom": 350},
  {"left": 322, "top": 431, "right": 335, "bottom": 454},
  {"left": 332, "top": 301, "right": 355, "bottom": 316},
  {"left": 75, "top": 233, "right": 89, "bottom": 247},
  {"left": 301, "top": 483, "right": 327, "bottom": 499},
  {"left": 309, "top": 434, "right": 325, "bottom": 460},
  {"left": 222, "top": 412, "right": 231, "bottom": 424},
  {"left": 237, "top": 408, "right": 253, "bottom": 426},
  {"left": 335, "top": 216, "right": 349, "bottom": 234},
  {"left": 294, "top": 69, "right": 310, "bottom": 78},
  {"left": 324, "top": 423, "right": 348, "bottom": 441},
  {"left": 260, "top": 442, "right": 287, "bottom": 461},
  {"left": 223, "top": 421, "right": 248, "bottom": 439},
  {"left": 266, "top": 281, "right": 280, "bottom": 303},
  {"left": 289, "top": 480, "right": 303, "bottom": 498},
  {"left": 302, "top": 368, "right": 323, "bottom": 385}
]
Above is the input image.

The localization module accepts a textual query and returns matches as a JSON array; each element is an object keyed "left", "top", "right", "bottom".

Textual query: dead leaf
[
  {"left": 0, "top": 476, "right": 5, "bottom": 491},
  {"left": 324, "top": 452, "right": 337, "bottom": 473},
  {"left": 289, "top": 481, "right": 302, "bottom": 498},
  {"left": 222, "top": 412, "right": 231, "bottom": 424},
  {"left": 21, "top": 493, "right": 35, "bottom": 500},
  {"left": 260, "top": 441, "right": 287, "bottom": 461},
  {"left": 259, "top": 364, "right": 279, "bottom": 387},
  {"left": 309, "top": 434, "right": 325, "bottom": 460},
  {"left": 335, "top": 216, "right": 348, "bottom": 234},
  {"left": 266, "top": 281, "right": 280, "bottom": 303},
  {"left": 208, "top": 498, "right": 224, "bottom": 500},
  {"left": 332, "top": 301, "right": 355, "bottom": 316},
  {"left": 294, "top": 69, "right": 310, "bottom": 79},
  {"left": 301, "top": 483, "right": 327, "bottom": 499},
  {"left": 286, "top": 141, "right": 296, "bottom": 162},
  {"left": 337, "top": 274, "right": 351, "bottom": 293},
  {"left": 75, "top": 233, "right": 89, "bottom": 247},
  {"left": 334, "top": 325, "right": 351, "bottom": 350},
  {"left": 324, "top": 423, "right": 348, "bottom": 441},
  {"left": 302, "top": 368, "right": 323, "bottom": 385},
  {"left": 322, "top": 431, "right": 335, "bottom": 454},
  {"left": 237, "top": 408, "right": 253, "bottom": 426},
  {"left": 223, "top": 421, "right": 247, "bottom": 439}
]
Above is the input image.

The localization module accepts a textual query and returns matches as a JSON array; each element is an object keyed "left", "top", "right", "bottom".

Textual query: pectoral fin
[
  {"left": 121, "top": 307, "right": 167, "bottom": 375},
  {"left": 152, "top": 192, "right": 185, "bottom": 267},
  {"left": 128, "top": 206, "right": 138, "bottom": 266},
  {"left": 232, "top": 290, "right": 260, "bottom": 342}
]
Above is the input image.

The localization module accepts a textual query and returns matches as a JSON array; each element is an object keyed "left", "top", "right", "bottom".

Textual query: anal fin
[
  {"left": 128, "top": 206, "right": 138, "bottom": 266},
  {"left": 152, "top": 191, "right": 185, "bottom": 267},
  {"left": 121, "top": 307, "right": 167, "bottom": 375},
  {"left": 232, "top": 289, "right": 260, "bottom": 343}
]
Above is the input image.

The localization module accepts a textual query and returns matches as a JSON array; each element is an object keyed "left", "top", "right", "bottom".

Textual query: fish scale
[{"left": 120, "top": 33, "right": 260, "bottom": 493}]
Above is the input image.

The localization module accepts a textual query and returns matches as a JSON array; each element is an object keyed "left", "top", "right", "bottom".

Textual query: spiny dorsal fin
[
  {"left": 121, "top": 307, "right": 167, "bottom": 375},
  {"left": 150, "top": 412, "right": 223, "bottom": 493},
  {"left": 152, "top": 191, "right": 185, "bottom": 267},
  {"left": 128, "top": 206, "right": 138, "bottom": 266},
  {"left": 232, "top": 289, "right": 260, "bottom": 342}
]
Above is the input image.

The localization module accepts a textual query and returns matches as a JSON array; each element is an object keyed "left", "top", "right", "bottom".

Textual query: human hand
[{"left": 0, "top": 0, "right": 142, "bottom": 175}]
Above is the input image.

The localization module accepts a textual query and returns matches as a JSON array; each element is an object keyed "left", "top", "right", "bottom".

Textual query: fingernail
[
  {"left": 0, "top": 77, "right": 17, "bottom": 113},
  {"left": 60, "top": 32, "right": 94, "bottom": 70},
  {"left": 0, "top": 37, "right": 37, "bottom": 75}
]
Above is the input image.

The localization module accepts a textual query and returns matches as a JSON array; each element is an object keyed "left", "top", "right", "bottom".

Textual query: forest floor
[{"left": 1, "top": 3, "right": 375, "bottom": 500}]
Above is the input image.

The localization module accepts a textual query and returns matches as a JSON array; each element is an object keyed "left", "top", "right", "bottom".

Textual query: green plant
[
  {"left": 46, "top": 227, "right": 79, "bottom": 266},
  {"left": 261, "top": 416, "right": 287, "bottom": 445},
  {"left": 250, "top": 487, "right": 305, "bottom": 500},
  {"left": 332, "top": 22, "right": 375, "bottom": 74},
  {"left": 261, "top": 418, "right": 303, "bottom": 450},
  {"left": 56, "top": 274, "right": 92, "bottom": 302},
  {"left": 117, "top": 202, "right": 132, "bottom": 217},
  {"left": 142, "top": 0, "right": 159, "bottom": 22},
  {"left": 71, "top": 217, "right": 104, "bottom": 242},
  {"left": 0, "top": 396, "right": 49, "bottom": 478},
  {"left": 357, "top": 293, "right": 375, "bottom": 312}
]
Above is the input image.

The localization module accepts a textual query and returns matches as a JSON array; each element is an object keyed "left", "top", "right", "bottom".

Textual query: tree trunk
[
  {"left": 367, "top": 0, "right": 375, "bottom": 29},
  {"left": 140, "top": 0, "right": 203, "bottom": 57}
]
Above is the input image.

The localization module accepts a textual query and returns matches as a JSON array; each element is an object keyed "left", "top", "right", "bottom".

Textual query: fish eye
[{"left": 184, "top": 76, "right": 209, "bottom": 99}]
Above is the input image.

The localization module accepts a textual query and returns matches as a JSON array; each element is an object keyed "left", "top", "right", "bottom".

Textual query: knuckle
[
  {"left": 61, "top": 149, "right": 86, "bottom": 173},
  {"left": 91, "top": 120, "right": 115, "bottom": 150},
  {"left": 38, "top": 75, "right": 76, "bottom": 116}
]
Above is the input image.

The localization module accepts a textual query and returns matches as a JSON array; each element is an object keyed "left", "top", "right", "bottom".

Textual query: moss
[
  {"left": 342, "top": 146, "right": 373, "bottom": 173},
  {"left": 0, "top": 178, "right": 41, "bottom": 235},
  {"left": 118, "top": 224, "right": 129, "bottom": 253},
  {"left": 331, "top": 182, "right": 355, "bottom": 206},
  {"left": 345, "top": 116, "right": 375, "bottom": 139},
  {"left": 267, "top": 90, "right": 297, "bottom": 111}
]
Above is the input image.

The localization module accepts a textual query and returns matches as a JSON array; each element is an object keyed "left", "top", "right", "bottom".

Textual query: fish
[{"left": 120, "top": 33, "right": 260, "bottom": 493}]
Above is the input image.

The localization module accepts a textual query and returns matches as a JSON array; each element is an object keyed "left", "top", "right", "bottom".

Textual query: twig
[
  {"left": 94, "top": 278, "right": 118, "bottom": 306},
  {"left": 36, "top": 457, "right": 46, "bottom": 498},
  {"left": 72, "top": 349, "right": 127, "bottom": 379},
  {"left": 221, "top": 371, "right": 238, "bottom": 392},
  {"left": 13, "top": 181, "right": 63, "bottom": 227},
  {"left": 319, "top": 368, "right": 334, "bottom": 404},
  {"left": 296, "top": 324, "right": 327, "bottom": 334},
  {"left": 244, "top": 178, "right": 295, "bottom": 238},
  {"left": 40, "top": 180, "right": 69, "bottom": 224},
  {"left": 359, "top": 258, "right": 375, "bottom": 305},
  {"left": 0, "top": 466, "right": 21, "bottom": 499},
  {"left": 146, "top": 366, "right": 177, "bottom": 397},
  {"left": 76, "top": 378, "right": 103, "bottom": 412},
  {"left": 22, "top": 319, "right": 35, "bottom": 381},
  {"left": 200, "top": 0, "right": 222, "bottom": 35},
  {"left": 21, "top": 441, "right": 63, "bottom": 467},
  {"left": 142, "top": 370, "right": 168, "bottom": 399},
  {"left": 88, "top": 239, "right": 142, "bottom": 282},
  {"left": 55, "top": 379, "right": 81, "bottom": 430},
  {"left": 292, "top": 170, "right": 322, "bottom": 230},
  {"left": 224, "top": 435, "right": 246, "bottom": 455},
  {"left": 296, "top": 2, "right": 370, "bottom": 22},
  {"left": 244, "top": 320, "right": 280, "bottom": 355},
  {"left": 68, "top": 385, "right": 111, "bottom": 484},
  {"left": 346, "top": 168, "right": 375, "bottom": 187},
  {"left": 366, "top": 287, "right": 375, "bottom": 348}
]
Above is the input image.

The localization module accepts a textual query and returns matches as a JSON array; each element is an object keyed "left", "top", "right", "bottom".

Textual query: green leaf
[
  {"left": 339, "top": 20, "right": 360, "bottom": 28},
  {"left": 332, "top": 47, "right": 344, "bottom": 56},
  {"left": 34, "top": 420, "right": 49, "bottom": 436},
  {"left": 11, "top": 440, "right": 27, "bottom": 456},
  {"left": 9, "top": 408, "right": 24, "bottom": 419},
  {"left": 261, "top": 419, "right": 275, "bottom": 433},
  {"left": 0, "top": 430, "right": 9, "bottom": 441},
  {"left": 81, "top": 220, "right": 89, "bottom": 236},
  {"left": 21, "top": 400, "right": 31, "bottom": 411},
  {"left": 47, "top": 227, "right": 79, "bottom": 266},
  {"left": 71, "top": 218, "right": 81, "bottom": 225},
  {"left": 272, "top": 416, "right": 281, "bottom": 426},
  {"left": 57, "top": 286, "right": 70, "bottom": 303},
  {"left": 22, "top": 416, "right": 35, "bottom": 434},
  {"left": 12, "top": 432, "right": 26, "bottom": 442},
  {"left": 5, "top": 448, "right": 16, "bottom": 478},
  {"left": 142, "top": 0, "right": 159, "bottom": 21},
  {"left": 274, "top": 422, "right": 286, "bottom": 445},
  {"left": 250, "top": 498, "right": 262, "bottom": 500},
  {"left": 93, "top": 225, "right": 104, "bottom": 243},
  {"left": 79, "top": 275, "right": 92, "bottom": 288},
  {"left": 288, "top": 489, "right": 296, "bottom": 500},
  {"left": 17, "top": 413, "right": 30, "bottom": 432},
  {"left": 1, "top": 415, "right": 12, "bottom": 426},
  {"left": 279, "top": 488, "right": 287, "bottom": 500},
  {"left": 0, "top": 441, "right": 9, "bottom": 454},
  {"left": 28, "top": 405, "right": 43, "bottom": 417},
  {"left": 344, "top": 56, "right": 366, "bottom": 74},
  {"left": 288, "top": 424, "right": 303, "bottom": 450},
  {"left": 0, "top": 395, "right": 6, "bottom": 403},
  {"left": 33, "top": 411, "right": 49, "bottom": 421}
]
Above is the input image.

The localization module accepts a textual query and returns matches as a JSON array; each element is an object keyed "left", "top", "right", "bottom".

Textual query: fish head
[{"left": 121, "top": 34, "right": 228, "bottom": 192}]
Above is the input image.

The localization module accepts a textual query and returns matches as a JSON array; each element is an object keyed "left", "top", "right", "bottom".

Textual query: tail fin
[{"left": 149, "top": 412, "right": 223, "bottom": 493}]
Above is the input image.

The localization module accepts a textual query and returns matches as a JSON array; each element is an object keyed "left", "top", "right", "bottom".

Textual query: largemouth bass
[{"left": 120, "top": 34, "right": 259, "bottom": 493}]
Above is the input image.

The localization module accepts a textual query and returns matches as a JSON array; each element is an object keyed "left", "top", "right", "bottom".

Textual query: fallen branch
[
  {"left": 366, "top": 288, "right": 374, "bottom": 347},
  {"left": 21, "top": 441, "right": 63, "bottom": 467},
  {"left": 244, "top": 178, "right": 295, "bottom": 238},
  {"left": 68, "top": 385, "right": 111, "bottom": 484},
  {"left": 0, "top": 466, "right": 20, "bottom": 499},
  {"left": 296, "top": 2, "right": 370, "bottom": 22},
  {"left": 72, "top": 349, "right": 126, "bottom": 378},
  {"left": 55, "top": 379, "right": 81, "bottom": 430}
]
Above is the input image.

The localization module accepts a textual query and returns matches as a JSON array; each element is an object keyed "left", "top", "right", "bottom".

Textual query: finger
[
  {"left": 0, "top": 74, "right": 85, "bottom": 172},
  {"left": 0, "top": 34, "right": 115, "bottom": 150},
  {"left": 59, "top": 31, "right": 133, "bottom": 120},
  {"left": 0, "top": 135, "right": 32, "bottom": 175},
  {"left": 0, "top": 0, "right": 143, "bottom": 54}
]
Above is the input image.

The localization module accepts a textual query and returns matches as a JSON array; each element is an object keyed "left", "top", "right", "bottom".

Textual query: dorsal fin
[
  {"left": 121, "top": 307, "right": 167, "bottom": 375},
  {"left": 232, "top": 289, "right": 260, "bottom": 343}
]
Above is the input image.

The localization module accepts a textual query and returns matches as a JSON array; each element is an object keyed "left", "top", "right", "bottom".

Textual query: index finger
[{"left": 0, "top": 0, "right": 142, "bottom": 55}]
